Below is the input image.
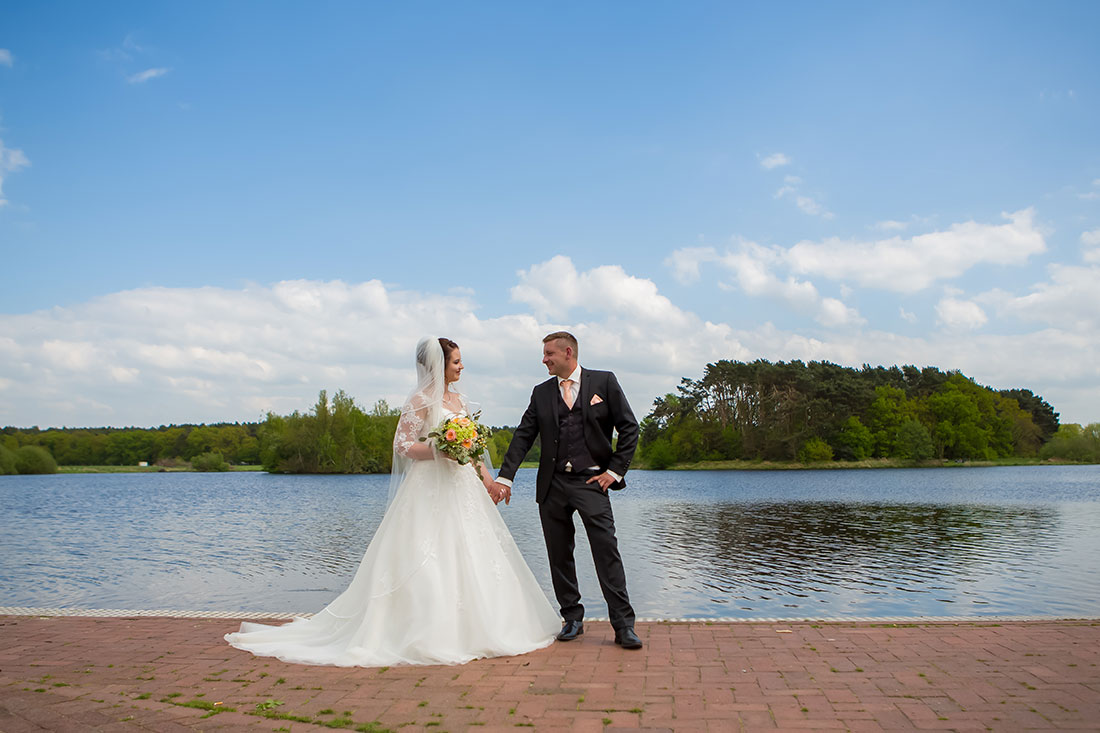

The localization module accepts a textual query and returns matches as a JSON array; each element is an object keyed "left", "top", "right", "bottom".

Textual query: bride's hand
[{"left": 488, "top": 480, "right": 511, "bottom": 505}]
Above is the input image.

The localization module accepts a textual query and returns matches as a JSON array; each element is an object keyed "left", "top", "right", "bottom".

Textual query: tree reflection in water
[{"left": 624, "top": 501, "right": 1062, "bottom": 617}]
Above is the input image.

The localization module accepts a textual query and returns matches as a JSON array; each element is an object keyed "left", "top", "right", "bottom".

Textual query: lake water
[{"left": 2, "top": 466, "right": 1098, "bottom": 619}]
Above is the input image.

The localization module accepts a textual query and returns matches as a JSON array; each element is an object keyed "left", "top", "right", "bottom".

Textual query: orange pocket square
[{"left": 590, "top": 394, "right": 604, "bottom": 405}]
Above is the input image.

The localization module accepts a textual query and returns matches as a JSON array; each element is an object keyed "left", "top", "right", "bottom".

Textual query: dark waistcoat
[{"left": 555, "top": 392, "right": 597, "bottom": 472}]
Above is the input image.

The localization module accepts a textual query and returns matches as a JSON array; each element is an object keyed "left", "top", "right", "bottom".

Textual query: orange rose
[
  {"left": 445, "top": 429, "right": 457, "bottom": 442},
  {"left": 462, "top": 440, "right": 473, "bottom": 449}
]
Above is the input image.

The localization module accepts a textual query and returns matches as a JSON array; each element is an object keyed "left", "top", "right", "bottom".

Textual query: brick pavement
[{"left": 1, "top": 615, "right": 1097, "bottom": 731}]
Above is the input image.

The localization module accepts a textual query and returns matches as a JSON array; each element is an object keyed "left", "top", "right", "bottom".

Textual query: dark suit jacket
[{"left": 498, "top": 368, "right": 639, "bottom": 504}]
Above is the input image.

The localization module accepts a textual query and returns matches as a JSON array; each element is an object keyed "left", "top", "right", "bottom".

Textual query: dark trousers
[{"left": 539, "top": 471, "right": 635, "bottom": 631}]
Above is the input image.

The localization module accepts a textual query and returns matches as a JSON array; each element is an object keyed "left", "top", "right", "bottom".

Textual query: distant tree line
[
  {"left": 0, "top": 388, "right": 534, "bottom": 475},
  {"left": 259, "top": 390, "right": 400, "bottom": 473},
  {"left": 258, "top": 390, "right": 537, "bottom": 473},
  {"left": 5, "top": 363, "right": 1095, "bottom": 476},
  {"left": 637, "top": 360, "right": 1065, "bottom": 468},
  {"left": 1, "top": 421, "right": 262, "bottom": 470}
]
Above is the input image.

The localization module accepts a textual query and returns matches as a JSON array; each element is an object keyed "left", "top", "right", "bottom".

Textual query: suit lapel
[
  {"left": 578, "top": 367, "right": 591, "bottom": 422},
  {"left": 545, "top": 377, "right": 560, "bottom": 427}
]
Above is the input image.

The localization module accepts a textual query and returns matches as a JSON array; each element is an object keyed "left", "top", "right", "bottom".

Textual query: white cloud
[
  {"left": 795, "top": 194, "right": 833, "bottom": 219},
  {"left": 666, "top": 209, "right": 1045, "bottom": 329},
  {"left": 2, "top": 259, "right": 1099, "bottom": 428},
  {"left": 875, "top": 220, "right": 908, "bottom": 232},
  {"left": 511, "top": 255, "right": 699, "bottom": 331},
  {"left": 0, "top": 49, "right": 12, "bottom": 67},
  {"left": 760, "top": 152, "right": 790, "bottom": 169},
  {"left": 980, "top": 264, "right": 1100, "bottom": 333},
  {"left": 772, "top": 173, "right": 833, "bottom": 219},
  {"left": 665, "top": 246, "right": 716, "bottom": 285},
  {"left": 0, "top": 138, "right": 31, "bottom": 207},
  {"left": 127, "top": 67, "right": 170, "bottom": 84},
  {"left": 899, "top": 307, "right": 917, "bottom": 324},
  {"left": 818, "top": 297, "right": 863, "bottom": 327},
  {"left": 664, "top": 240, "right": 864, "bottom": 327},
  {"left": 0, "top": 267, "right": 751, "bottom": 428},
  {"left": 784, "top": 208, "right": 1044, "bottom": 292},
  {"left": 935, "top": 297, "right": 988, "bottom": 331},
  {"left": 1082, "top": 228, "right": 1100, "bottom": 263}
]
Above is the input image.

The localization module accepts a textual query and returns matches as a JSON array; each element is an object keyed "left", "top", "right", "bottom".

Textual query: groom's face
[{"left": 542, "top": 339, "right": 576, "bottom": 378}]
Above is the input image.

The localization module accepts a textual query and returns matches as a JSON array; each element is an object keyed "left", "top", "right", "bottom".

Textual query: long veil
[
  {"left": 317, "top": 337, "right": 452, "bottom": 618},
  {"left": 387, "top": 336, "right": 447, "bottom": 507}
]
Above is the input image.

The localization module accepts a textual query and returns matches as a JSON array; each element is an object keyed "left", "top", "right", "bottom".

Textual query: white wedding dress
[{"left": 225, "top": 407, "right": 561, "bottom": 667}]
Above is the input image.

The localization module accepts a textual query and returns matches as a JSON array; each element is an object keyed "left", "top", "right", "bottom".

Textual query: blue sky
[{"left": 2, "top": 1, "right": 1099, "bottom": 428}]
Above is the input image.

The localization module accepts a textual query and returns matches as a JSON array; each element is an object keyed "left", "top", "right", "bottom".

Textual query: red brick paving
[{"left": 1, "top": 615, "right": 1097, "bottom": 731}]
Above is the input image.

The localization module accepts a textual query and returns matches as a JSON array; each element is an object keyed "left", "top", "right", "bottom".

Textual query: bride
[{"left": 225, "top": 337, "right": 561, "bottom": 666}]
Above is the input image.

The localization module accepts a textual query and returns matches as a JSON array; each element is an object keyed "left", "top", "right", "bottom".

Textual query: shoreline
[
  {"left": 665, "top": 456, "right": 1093, "bottom": 471},
  {"left": 41, "top": 458, "right": 1098, "bottom": 474},
  {"left": 54, "top": 464, "right": 267, "bottom": 474}
]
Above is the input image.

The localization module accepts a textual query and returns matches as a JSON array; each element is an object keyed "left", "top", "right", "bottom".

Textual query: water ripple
[{"left": 2, "top": 467, "right": 1099, "bottom": 617}]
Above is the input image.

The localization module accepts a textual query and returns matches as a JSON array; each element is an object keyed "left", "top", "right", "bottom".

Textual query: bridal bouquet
[{"left": 421, "top": 412, "right": 492, "bottom": 470}]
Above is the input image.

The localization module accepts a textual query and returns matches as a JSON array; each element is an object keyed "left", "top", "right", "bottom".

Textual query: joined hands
[{"left": 487, "top": 481, "right": 511, "bottom": 505}]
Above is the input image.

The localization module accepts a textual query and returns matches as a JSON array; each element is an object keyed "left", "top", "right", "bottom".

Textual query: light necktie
[{"left": 562, "top": 379, "right": 575, "bottom": 410}]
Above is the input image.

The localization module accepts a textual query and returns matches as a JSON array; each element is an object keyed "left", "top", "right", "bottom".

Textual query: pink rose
[{"left": 445, "top": 429, "right": 457, "bottom": 442}]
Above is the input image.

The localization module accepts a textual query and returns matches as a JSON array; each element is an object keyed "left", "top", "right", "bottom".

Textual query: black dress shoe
[
  {"left": 557, "top": 620, "right": 584, "bottom": 641},
  {"left": 614, "top": 626, "right": 643, "bottom": 649}
]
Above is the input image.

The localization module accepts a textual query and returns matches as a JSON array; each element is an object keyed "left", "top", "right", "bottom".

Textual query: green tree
[
  {"left": 1039, "top": 423, "right": 1100, "bottom": 463},
  {"left": 106, "top": 430, "right": 158, "bottom": 465},
  {"left": 489, "top": 428, "right": 513, "bottom": 466},
  {"left": 191, "top": 451, "right": 230, "bottom": 471},
  {"left": 832, "top": 415, "right": 873, "bottom": 461},
  {"left": 994, "top": 393, "right": 1043, "bottom": 456},
  {"left": 999, "top": 388, "right": 1059, "bottom": 443},
  {"left": 0, "top": 444, "right": 17, "bottom": 474},
  {"left": 797, "top": 437, "right": 834, "bottom": 463},
  {"left": 896, "top": 420, "right": 935, "bottom": 461},
  {"left": 926, "top": 374, "right": 1013, "bottom": 460},
  {"left": 15, "top": 445, "right": 58, "bottom": 474},
  {"left": 642, "top": 438, "right": 676, "bottom": 469},
  {"left": 259, "top": 389, "right": 401, "bottom": 473},
  {"left": 865, "top": 385, "right": 917, "bottom": 457}
]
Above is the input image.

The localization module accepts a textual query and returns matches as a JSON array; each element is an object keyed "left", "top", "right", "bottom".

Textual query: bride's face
[{"left": 444, "top": 348, "right": 463, "bottom": 384}]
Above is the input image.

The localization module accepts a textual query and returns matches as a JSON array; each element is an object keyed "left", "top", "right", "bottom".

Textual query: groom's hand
[
  {"left": 491, "top": 481, "right": 512, "bottom": 505},
  {"left": 586, "top": 471, "right": 616, "bottom": 492}
]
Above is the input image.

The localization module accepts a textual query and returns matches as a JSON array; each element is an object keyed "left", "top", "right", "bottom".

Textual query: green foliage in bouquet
[{"left": 421, "top": 412, "right": 491, "bottom": 471}]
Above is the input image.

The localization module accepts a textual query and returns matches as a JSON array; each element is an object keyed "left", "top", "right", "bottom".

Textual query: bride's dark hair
[
  {"left": 438, "top": 337, "right": 459, "bottom": 361},
  {"left": 416, "top": 337, "right": 458, "bottom": 368}
]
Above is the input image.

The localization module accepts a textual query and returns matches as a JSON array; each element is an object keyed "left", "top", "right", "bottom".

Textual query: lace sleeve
[{"left": 394, "top": 406, "right": 427, "bottom": 457}]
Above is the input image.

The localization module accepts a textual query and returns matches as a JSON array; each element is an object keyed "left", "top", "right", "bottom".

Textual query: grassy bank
[
  {"left": 663, "top": 457, "right": 1086, "bottom": 471},
  {"left": 57, "top": 465, "right": 266, "bottom": 474}
]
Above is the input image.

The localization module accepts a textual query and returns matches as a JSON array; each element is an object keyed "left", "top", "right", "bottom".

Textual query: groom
[{"left": 492, "top": 331, "right": 642, "bottom": 650}]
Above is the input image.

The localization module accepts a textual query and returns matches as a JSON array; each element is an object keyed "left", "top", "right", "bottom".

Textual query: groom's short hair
[{"left": 543, "top": 331, "right": 578, "bottom": 359}]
